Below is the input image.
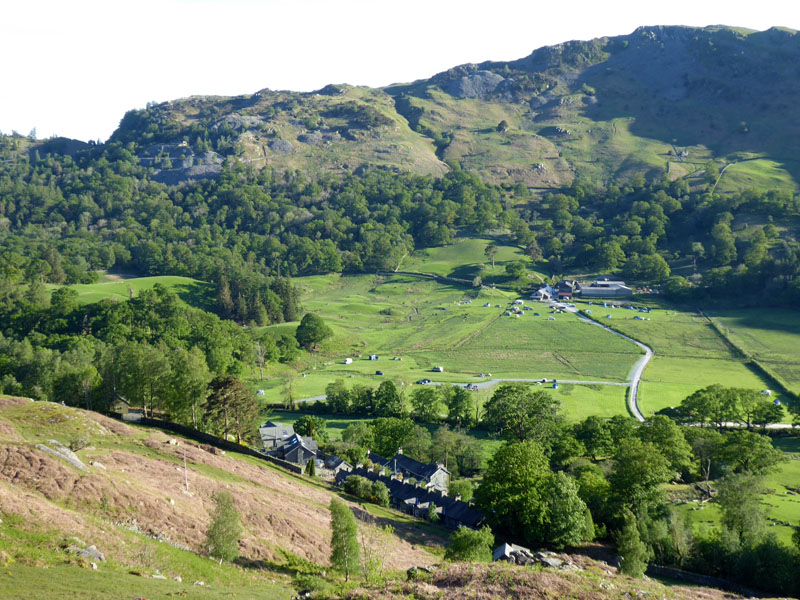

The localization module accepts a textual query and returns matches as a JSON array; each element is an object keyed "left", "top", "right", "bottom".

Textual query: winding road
[{"left": 295, "top": 302, "right": 654, "bottom": 422}]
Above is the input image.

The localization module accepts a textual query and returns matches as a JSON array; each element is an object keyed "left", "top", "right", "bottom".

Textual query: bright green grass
[
  {"left": 709, "top": 308, "right": 800, "bottom": 393},
  {"left": 47, "top": 275, "right": 214, "bottom": 310},
  {"left": 638, "top": 356, "right": 771, "bottom": 416},
  {"left": 582, "top": 304, "right": 734, "bottom": 359},
  {"left": 257, "top": 273, "right": 644, "bottom": 421},
  {"left": 715, "top": 158, "right": 798, "bottom": 195},
  {"left": 398, "top": 237, "right": 526, "bottom": 281},
  {"left": 441, "top": 310, "right": 641, "bottom": 381},
  {"left": 551, "top": 383, "right": 630, "bottom": 420}
]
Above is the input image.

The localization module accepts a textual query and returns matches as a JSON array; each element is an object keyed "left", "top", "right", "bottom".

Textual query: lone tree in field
[
  {"left": 329, "top": 498, "right": 360, "bottom": 581},
  {"left": 484, "top": 244, "right": 498, "bottom": 268},
  {"left": 295, "top": 312, "right": 333, "bottom": 351},
  {"left": 205, "top": 489, "right": 242, "bottom": 562}
]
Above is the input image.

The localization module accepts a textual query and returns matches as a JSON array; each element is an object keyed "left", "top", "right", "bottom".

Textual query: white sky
[{"left": 2, "top": 0, "right": 798, "bottom": 142}]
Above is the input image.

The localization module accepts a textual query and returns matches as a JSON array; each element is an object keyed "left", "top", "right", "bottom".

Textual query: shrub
[{"left": 445, "top": 525, "right": 494, "bottom": 562}]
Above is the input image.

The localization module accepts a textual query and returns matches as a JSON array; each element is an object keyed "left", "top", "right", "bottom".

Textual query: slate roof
[
  {"left": 367, "top": 452, "right": 389, "bottom": 466},
  {"left": 324, "top": 455, "right": 352, "bottom": 471},
  {"left": 385, "top": 453, "right": 449, "bottom": 480},
  {"left": 259, "top": 422, "right": 295, "bottom": 447},
  {"left": 336, "top": 468, "right": 482, "bottom": 529},
  {"left": 279, "top": 433, "right": 318, "bottom": 455}
]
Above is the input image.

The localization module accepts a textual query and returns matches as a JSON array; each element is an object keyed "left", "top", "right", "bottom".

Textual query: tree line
[{"left": 2, "top": 132, "right": 799, "bottom": 316}]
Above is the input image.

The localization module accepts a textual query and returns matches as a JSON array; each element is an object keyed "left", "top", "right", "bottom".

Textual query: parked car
[{"left": 415, "top": 378, "right": 432, "bottom": 385}]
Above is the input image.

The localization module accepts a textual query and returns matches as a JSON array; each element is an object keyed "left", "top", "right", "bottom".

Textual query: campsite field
[
  {"left": 258, "top": 272, "right": 640, "bottom": 417},
  {"left": 708, "top": 308, "right": 800, "bottom": 394},
  {"left": 577, "top": 301, "right": 732, "bottom": 359}
]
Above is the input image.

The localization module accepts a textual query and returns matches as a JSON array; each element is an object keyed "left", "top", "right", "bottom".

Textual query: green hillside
[{"left": 105, "top": 26, "right": 800, "bottom": 192}]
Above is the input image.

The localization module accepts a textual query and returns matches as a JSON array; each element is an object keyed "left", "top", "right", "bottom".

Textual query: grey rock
[
  {"left": 445, "top": 70, "right": 505, "bottom": 99},
  {"left": 298, "top": 131, "right": 324, "bottom": 146},
  {"left": 269, "top": 140, "right": 293, "bottom": 154},
  {"left": 36, "top": 441, "right": 88, "bottom": 471}
]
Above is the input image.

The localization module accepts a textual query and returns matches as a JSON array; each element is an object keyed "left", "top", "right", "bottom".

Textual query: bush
[
  {"left": 69, "top": 433, "right": 90, "bottom": 452},
  {"left": 445, "top": 525, "right": 494, "bottom": 562},
  {"left": 343, "top": 475, "right": 389, "bottom": 506}
]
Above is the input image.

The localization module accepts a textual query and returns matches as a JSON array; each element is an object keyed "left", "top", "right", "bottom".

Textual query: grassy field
[
  {"left": 255, "top": 273, "right": 642, "bottom": 420},
  {"left": 714, "top": 157, "right": 798, "bottom": 195},
  {"left": 48, "top": 274, "right": 215, "bottom": 311},
  {"left": 573, "top": 300, "right": 788, "bottom": 416},
  {"left": 578, "top": 301, "right": 733, "bottom": 359},
  {"left": 709, "top": 308, "right": 800, "bottom": 394},
  {"left": 637, "top": 356, "right": 772, "bottom": 416},
  {"left": 0, "top": 565, "right": 292, "bottom": 600}
]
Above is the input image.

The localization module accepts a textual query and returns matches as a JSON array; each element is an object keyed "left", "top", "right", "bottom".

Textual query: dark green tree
[
  {"left": 294, "top": 414, "right": 329, "bottom": 442},
  {"left": 410, "top": 386, "right": 441, "bottom": 423},
  {"left": 482, "top": 384, "right": 562, "bottom": 446},
  {"left": 574, "top": 416, "right": 613, "bottom": 460},
  {"left": 617, "top": 509, "right": 649, "bottom": 577},
  {"left": 295, "top": 312, "right": 333, "bottom": 351},
  {"left": 609, "top": 438, "right": 672, "bottom": 514},
  {"left": 474, "top": 440, "right": 551, "bottom": 546},
  {"left": 205, "top": 375, "right": 258, "bottom": 444},
  {"left": 373, "top": 380, "right": 404, "bottom": 417}
]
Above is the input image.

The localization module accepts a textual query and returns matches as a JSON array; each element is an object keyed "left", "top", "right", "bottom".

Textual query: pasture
[
  {"left": 708, "top": 308, "right": 800, "bottom": 394},
  {"left": 48, "top": 274, "right": 214, "bottom": 311},
  {"left": 637, "top": 356, "right": 772, "bottom": 416},
  {"left": 258, "top": 273, "right": 642, "bottom": 418}
]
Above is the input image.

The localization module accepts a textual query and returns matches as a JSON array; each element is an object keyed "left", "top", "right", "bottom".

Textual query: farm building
[
  {"left": 555, "top": 280, "right": 579, "bottom": 299},
  {"left": 530, "top": 285, "right": 554, "bottom": 301},
  {"left": 367, "top": 451, "right": 450, "bottom": 492},
  {"left": 580, "top": 278, "right": 634, "bottom": 299}
]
